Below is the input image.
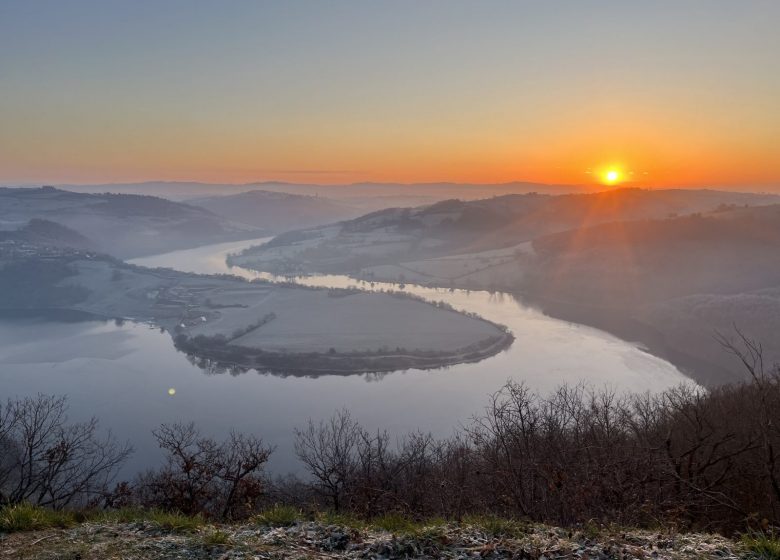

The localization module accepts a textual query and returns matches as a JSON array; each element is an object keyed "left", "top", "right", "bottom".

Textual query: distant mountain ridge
[
  {"left": 0, "top": 186, "right": 261, "bottom": 258},
  {"left": 5, "top": 180, "right": 584, "bottom": 206},
  {"left": 189, "top": 189, "right": 365, "bottom": 232}
]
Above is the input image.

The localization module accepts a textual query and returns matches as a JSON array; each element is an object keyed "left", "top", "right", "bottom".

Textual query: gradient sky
[{"left": 1, "top": 1, "right": 779, "bottom": 188}]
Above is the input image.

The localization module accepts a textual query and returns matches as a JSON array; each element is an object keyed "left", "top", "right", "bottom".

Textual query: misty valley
[
  {"left": 2, "top": 183, "right": 778, "bottom": 479},
  {"left": 2, "top": 180, "right": 780, "bottom": 554}
]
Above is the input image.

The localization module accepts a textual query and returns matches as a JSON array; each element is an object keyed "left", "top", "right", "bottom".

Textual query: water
[{"left": 0, "top": 238, "right": 691, "bottom": 476}]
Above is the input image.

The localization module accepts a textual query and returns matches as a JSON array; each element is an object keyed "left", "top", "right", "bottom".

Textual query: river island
[{"left": 0, "top": 242, "right": 513, "bottom": 375}]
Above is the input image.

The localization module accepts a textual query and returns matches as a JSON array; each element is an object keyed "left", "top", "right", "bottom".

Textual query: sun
[{"left": 602, "top": 168, "right": 622, "bottom": 185}]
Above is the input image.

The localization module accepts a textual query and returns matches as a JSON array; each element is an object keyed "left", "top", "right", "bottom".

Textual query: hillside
[
  {"left": 529, "top": 205, "right": 780, "bottom": 304},
  {"left": 189, "top": 189, "right": 364, "bottom": 231},
  {"left": 0, "top": 187, "right": 260, "bottom": 258},
  {"left": 521, "top": 205, "right": 780, "bottom": 384},
  {"left": 0, "top": 218, "right": 94, "bottom": 250},
  {"left": 231, "top": 188, "right": 780, "bottom": 275}
]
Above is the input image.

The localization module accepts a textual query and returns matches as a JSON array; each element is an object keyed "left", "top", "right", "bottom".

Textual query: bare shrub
[
  {"left": 294, "top": 409, "right": 362, "bottom": 512},
  {"left": 136, "top": 422, "right": 273, "bottom": 520},
  {"left": 0, "top": 394, "right": 131, "bottom": 509}
]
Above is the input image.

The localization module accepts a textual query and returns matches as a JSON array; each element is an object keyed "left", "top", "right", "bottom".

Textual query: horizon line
[{"left": 3, "top": 178, "right": 780, "bottom": 192}]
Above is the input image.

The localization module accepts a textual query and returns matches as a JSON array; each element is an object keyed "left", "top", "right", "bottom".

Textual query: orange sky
[{"left": 1, "top": 2, "right": 779, "bottom": 190}]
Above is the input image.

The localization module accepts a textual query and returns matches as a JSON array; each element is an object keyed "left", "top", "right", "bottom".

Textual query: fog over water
[{"left": 0, "top": 238, "right": 691, "bottom": 476}]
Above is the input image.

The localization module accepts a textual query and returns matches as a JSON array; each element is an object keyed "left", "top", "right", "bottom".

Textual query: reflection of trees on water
[
  {"left": 183, "top": 351, "right": 393, "bottom": 382},
  {"left": 183, "top": 351, "right": 372, "bottom": 380},
  {"left": 185, "top": 354, "right": 250, "bottom": 376},
  {"left": 361, "top": 370, "right": 389, "bottom": 382},
  {"left": 487, "top": 290, "right": 514, "bottom": 305},
  {"left": 180, "top": 351, "right": 462, "bottom": 384}
]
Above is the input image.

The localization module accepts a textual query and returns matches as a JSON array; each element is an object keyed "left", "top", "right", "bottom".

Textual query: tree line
[{"left": 1, "top": 333, "right": 779, "bottom": 534}]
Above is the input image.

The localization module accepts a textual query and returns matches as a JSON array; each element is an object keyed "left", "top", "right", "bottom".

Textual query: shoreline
[
  {"left": 232, "top": 256, "right": 713, "bottom": 386},
  {"left": 0, "top": 302, "right": 515, "bottom": 378},
  {"left": 511, "top": 293, "right": 732, "bottom": 387},
  {"left": 173, "top": 329, "right": 515, "bottom": 376}
]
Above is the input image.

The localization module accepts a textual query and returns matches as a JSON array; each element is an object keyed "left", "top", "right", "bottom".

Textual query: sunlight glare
[{"left": 603, "top": 168, "right": 622, "bottom": 185}]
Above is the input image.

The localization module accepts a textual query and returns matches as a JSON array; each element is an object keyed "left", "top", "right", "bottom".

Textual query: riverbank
[{"left": 510, "top": 294, "right": 738, "bottom": 388}]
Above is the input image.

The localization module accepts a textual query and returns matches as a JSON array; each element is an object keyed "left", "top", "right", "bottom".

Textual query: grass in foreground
[
  {"left": 370, "top": 512, "right": 420, "bottom": 534},
  {"left": 315, "top": 510, "right": 366, "bottom": 530},
  {"left": 369, "top": 513, "right": 448, "bottom": 536},
  {"left": 0, "top": 503, "right": 526, "bottom": 539},
  {"left": 742, "top": 531, "right": 780, "bottom": 559},
  {"left": 99, "top": 507, "right": 205, "bottom": 532},
  {"left": 0, "top": 503, "right": 77, "bottom": 532},
  {"left": 0, "top": 504, "right": 205, "bottom": 534},
  {"left": 254, "top": 504, "right": 301, "bottom": 527},
  {"left": 1, "top": 501, "right": 756, "bottom": 560},
  {"left": 201, "top": 528, "right": 232, "bottom": 547},
  {"left": 462, "top": 514, "right": 529, "bottom": 538}
]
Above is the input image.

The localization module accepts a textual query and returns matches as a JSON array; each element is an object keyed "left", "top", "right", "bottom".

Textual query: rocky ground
[{"left": 0, "top": 520, "right": 750, "bottom": 560}]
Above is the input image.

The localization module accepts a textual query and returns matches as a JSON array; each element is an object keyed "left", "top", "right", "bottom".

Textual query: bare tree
[
  {"left": 353, "top": 427, "right": 392, "bottom": 516},
  {"left": 466, "top": 381, "right": 540, "bottom": 516},
  {"left": 217, "top": 430, "right": 274, "bottom": 519},
  {"left": 139, "top": 422, "right": 272, "bottom": 519},
  {"left": 0, "top": 394, "right": 131, "bottom": 509},
  {"left": 294, "top": 409, "right": 362, "bottom": 511},
  {"left": 716, "top": 328, "right": 780, "bottom": 517}
]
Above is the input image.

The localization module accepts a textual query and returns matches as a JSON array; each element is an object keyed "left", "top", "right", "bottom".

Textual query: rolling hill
[
  {"left": 231, "top": 188, "right": 780, "bottom": 275},
  {"left": 189, "top": 190, "right": 364, "bottom": 231},
  {"left": 0, "top": 187, "right": 261, "bottom": 258},
  {"left": 524, "top": 204, "right": 780, "bottom": 384}
]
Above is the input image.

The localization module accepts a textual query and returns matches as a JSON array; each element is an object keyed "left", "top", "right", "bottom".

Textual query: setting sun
[{"left": 603, "top": 169, "right": 622, "bottom": 185}]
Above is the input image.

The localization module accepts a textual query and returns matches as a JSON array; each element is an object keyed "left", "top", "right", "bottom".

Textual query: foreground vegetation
[
  {"left": 0, "top": 503, "right": 205, "bottom": 533},
  {"left": 0, "top": 504, "right": 754, "bottom": 559}
]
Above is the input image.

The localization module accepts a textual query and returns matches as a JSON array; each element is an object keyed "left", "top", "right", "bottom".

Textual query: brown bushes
[
  {"left": 134, "top": 423, "right": 273, "bottom": 520},
  {"left": 0, "top": 394, "right": 131, "bottom": 509},
  {"left": 290, "top": 335, "right": 780, "bottom": 533}
]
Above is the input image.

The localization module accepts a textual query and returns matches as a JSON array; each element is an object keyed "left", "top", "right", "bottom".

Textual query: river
[{"left": 0, "top": 238, "right": 691, "bottom": 476}]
